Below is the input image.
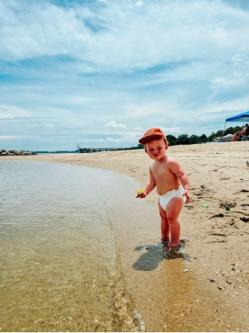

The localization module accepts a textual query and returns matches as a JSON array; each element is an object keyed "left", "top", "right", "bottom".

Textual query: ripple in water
[{"left": 0, "top": 161, "right": 141, "bottom": 331}]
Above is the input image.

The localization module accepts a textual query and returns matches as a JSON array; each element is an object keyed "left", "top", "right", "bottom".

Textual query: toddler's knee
[{"left": 167, "top": 215, "right": 176, "bottom": 224}]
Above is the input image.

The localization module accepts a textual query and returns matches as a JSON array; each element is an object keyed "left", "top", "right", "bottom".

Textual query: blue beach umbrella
[
  {"left": 223, "top": 111, "right": 249, "bottom": 133},
  {"left": 225, "top": 111, "right": 249, "bottom": 123}
]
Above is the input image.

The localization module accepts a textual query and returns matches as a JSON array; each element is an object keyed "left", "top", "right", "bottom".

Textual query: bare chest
[{"left": 151, "top": 163, "right": 175, "bottom": 181}]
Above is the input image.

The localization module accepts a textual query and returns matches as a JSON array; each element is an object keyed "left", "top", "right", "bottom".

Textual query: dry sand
[{"left": 3, "top": 141, "right": 249, "bottom": 331}]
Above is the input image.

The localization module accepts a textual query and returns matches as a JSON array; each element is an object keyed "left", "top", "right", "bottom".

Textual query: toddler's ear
[
  {"left": 144, "top": 145, "right": 147, "bottom": 153},
  {"left": 164, "top": 139, "right": 169, "bottom": 150}
]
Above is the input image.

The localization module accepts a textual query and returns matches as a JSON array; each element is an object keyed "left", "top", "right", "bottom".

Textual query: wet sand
[{"left": 2, "top": 141, "right": 249, "bottom": 331}]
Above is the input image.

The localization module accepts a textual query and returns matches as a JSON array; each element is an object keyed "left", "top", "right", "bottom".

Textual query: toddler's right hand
[{"left": 136, "top": 188, "right": 147, "bottom": 198}]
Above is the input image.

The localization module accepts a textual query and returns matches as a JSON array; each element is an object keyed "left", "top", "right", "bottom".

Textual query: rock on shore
[{"left": 0, "top": 149, "right": 36, "bottom": 156}]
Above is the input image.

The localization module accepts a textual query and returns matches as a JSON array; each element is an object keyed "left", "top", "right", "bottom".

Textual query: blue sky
[{"left": 1, "top": 0, "right": 249, "bottom": 150}]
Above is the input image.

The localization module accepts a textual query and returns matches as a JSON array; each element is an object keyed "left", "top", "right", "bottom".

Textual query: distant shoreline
[{"left": 1, "top": 123, "right": 247, "bottom": 155}]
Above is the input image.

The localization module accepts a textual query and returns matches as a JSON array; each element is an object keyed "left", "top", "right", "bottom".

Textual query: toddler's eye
[{"left": 148, "top": 146, "right": 164, "bottom": 153}]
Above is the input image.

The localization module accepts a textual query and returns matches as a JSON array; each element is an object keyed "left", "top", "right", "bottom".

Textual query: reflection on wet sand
[
  {"left": 133, "top": 243, "right": 163, "bottom": 271},
  {"left": 129, "top": 239, "right": 243, "bottom": 331},
  {"left": 133, "top": 241, "right": 189, "bottom": 271}
]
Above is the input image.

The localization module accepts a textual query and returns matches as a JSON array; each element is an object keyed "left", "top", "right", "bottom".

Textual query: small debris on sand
[
  {"left": 208, "top": 278, "right": 216, "bottom": 283},
  {"left": 240, "top": 217, "right": 249, "bottom": 223},
  {"left": 210, "top": 213, "right": 224, "bottom": 219},
  {"left": 220, "top": 201, "right": 237, "bottom": 211}
]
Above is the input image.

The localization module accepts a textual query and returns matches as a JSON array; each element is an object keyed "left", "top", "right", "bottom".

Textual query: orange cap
[{"left": 138, "top": 128, "right": 166, "bottom": 144}]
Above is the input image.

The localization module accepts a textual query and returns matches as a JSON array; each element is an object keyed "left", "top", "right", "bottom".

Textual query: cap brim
[{"left": 138, "top": 134, "right": 164, "bottom": 144}]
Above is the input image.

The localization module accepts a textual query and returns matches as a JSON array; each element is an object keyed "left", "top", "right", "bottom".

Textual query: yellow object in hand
[{"left": 136, "top": 188, "right": 145, "bottom": 195}]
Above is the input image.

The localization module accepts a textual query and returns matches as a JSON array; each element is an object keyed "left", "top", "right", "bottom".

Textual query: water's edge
[{"left": 0, "top": 160, "right": 145, "bottom": 331}]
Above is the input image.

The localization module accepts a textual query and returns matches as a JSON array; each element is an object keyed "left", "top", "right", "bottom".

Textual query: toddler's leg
[
  {"left": 166, "top": 197, "right": 184, "bottom": 248},
  {"left": 158, "top": 201, "right": 169, "bottom": 242}
]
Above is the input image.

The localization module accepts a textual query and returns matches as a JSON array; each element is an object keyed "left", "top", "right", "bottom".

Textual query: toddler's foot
[
  {"left": 163, "top": 243, "right": 181, "bottom": 259},
  {"left": 161, "top": 239, "right": 169, "bottom": 247},
  {"left": 165, "top": 243, "right": 181, "bottom": 253}
]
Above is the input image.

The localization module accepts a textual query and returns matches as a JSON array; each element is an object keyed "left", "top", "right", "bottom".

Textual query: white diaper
[{"left": 159, "top": 185, "right": 185, "bottom": 210}]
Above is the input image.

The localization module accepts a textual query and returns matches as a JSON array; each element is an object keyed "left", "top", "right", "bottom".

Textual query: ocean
[{"left": 0, "top": 160, "right": 143, "bottom": 331}]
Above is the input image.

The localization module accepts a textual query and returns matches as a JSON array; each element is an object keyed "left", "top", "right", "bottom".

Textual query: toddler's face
[{"left": 145, "top": 138, "right": 167, "bottom": 161}]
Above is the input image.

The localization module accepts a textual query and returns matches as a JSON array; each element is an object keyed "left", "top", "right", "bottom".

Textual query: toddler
[{"left": 136, "top": 128, "right": 191, "bottom": 252}]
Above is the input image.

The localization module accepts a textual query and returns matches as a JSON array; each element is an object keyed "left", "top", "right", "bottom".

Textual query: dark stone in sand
[
  {"left": 240, "top": 217, "right": 249, "bottom": 223},
  {"left": 208, "top": 278, "right": 216, "bottom": 283},
  {"left": 209, "top": 213, "right": 224, "bottom": 219}
]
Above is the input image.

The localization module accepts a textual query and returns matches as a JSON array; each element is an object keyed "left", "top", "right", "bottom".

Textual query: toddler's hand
[
  {"left": 136, "top": 188, "right": 147, "bottom": 199},
  {"left": 184, "top": 190, "right": 191, "bottom": 204}
]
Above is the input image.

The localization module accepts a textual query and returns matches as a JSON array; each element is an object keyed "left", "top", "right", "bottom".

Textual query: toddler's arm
[
  {"left": 168, "top": 159, "right": 191, "bottom": 203},
  {"left": 136, "top": 167, "right": 156, "bottom": 198}
]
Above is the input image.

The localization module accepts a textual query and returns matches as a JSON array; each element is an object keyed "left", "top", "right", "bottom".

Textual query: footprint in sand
[
  {"left": 220, "top": 177, "right": 231, "bottom": 181},
  {"left": 193, "top": 185, "right": 209, "bottom": 199},
  {"left": 208, "top": 232, "right": 227, "bottom": 237}
]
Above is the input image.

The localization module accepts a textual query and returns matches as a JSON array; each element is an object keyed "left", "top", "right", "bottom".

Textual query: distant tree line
[
  {"left": 77, "top": 126, "right": 244, "bottom": 153},
  {"left": 137, "top": 126, "right": 243, "bottom": 148}
]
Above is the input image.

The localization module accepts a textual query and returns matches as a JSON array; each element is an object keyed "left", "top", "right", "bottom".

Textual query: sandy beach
[{"left": 2, "top": 141, "right": 249, "bottom": 331}]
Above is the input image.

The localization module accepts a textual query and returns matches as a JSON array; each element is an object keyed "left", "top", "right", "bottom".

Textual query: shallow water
[{"left": 0, "top": 161, "right": 141, "bottom": 331}]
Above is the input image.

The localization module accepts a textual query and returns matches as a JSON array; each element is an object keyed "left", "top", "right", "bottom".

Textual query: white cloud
[
  {"left": 69, "top": 96, "right": 101, "bottom": 105},
  {"left": 132, "top": 126, "right": 143, "bottom": 131},
  {"left": 107, "top": 137, "right": 120, "bottom": 143},
  {"left": 80, "top": 138, "right": 105, "bottom": 143},
  {"left": 135, "top": 1, "right": 144, "bottom": 8},
  {"left": 1, "top": 0, "right": 249, "bottom": 72},
  {"left": 0, "top": 135, "right": 24, "bottom": 140},
  {"left": 210, "top": 75, "right": 248, "bottom": 91},
  {"left": 0, "top": 1, "right": 90, "bottom": 61},
  {"left": 163, "top": 127, "right": 182, "bottom": 134},
  {"left": 0, "top": 105, "right": 31, "bottom": 119},
  {"left": 107, "top": 130, "right": 141, "bottom": 144},
  {"left": 199, "top": 96, "right": 249, "bottom": 115},
  {"left": 127, "top": 102, "right": 179, "bottom": 118},
  {"left": 104, "top": 121, "right": 127, "bottom": 128},
  {"left": 41, "top": 122, "right": 54, "bottom": 129},
  {"left": 231, "top": 47, "right": 249, "bottom": 68}
]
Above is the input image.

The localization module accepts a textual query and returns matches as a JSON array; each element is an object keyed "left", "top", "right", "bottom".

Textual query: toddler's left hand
[{"left": 184, "top": 190, "right": 191, "bottom": 204}]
